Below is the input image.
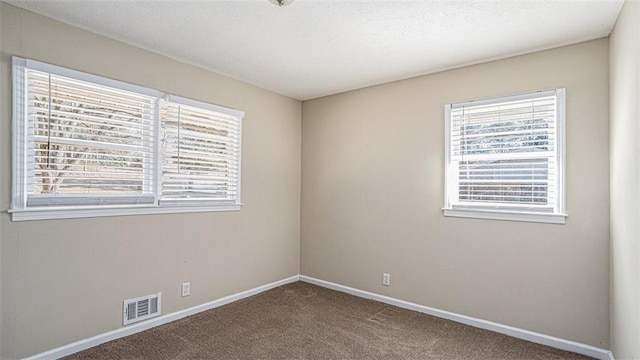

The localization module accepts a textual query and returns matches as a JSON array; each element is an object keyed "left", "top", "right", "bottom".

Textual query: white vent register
[{"left": 123, "top": 293, "right": 161, "bottom": 325}]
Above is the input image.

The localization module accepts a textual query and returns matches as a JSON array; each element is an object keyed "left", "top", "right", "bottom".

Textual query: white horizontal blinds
[
  {"left": 25, "top": 68, "right": 156, "bottom": 206},
  {"left": 450, "top": 92, "right": 558, "bottom": 210},
  {"left": 12, "top": 57, "right": 245, "bottom": 218},
  {"left": 160, "top": 100, "right": 241, "bottom": 204}
]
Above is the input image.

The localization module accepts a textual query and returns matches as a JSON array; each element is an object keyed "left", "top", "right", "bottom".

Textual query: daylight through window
[
  {"left": 444, "top": 89, "right": 566, "bottom": 224},
  {"left": 11, "top": 57, "right": 244, "bottom": 221}
]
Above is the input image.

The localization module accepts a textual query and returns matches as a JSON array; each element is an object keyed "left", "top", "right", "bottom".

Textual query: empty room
[{"left": 0, "top": 0, "right": 638, "bottom": 359}]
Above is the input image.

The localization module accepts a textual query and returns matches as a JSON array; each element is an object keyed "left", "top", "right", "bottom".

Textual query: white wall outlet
[
  {"left": 181, "top": 282, "right": 191, "bottom": 297},
  {"left": 382, "top": 273, "right": 391, "bottom": 286}
]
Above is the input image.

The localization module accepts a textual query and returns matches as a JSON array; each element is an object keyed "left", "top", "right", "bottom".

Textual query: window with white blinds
[
  {"left": 11, "top": 57, "right": 244, "bottom": 221},
  {"left": 24, "top": 68, "right": 156, "bottom": 207},
  {"left": 160, "top": 97, "right": 242, "bottom": 205},
  {"left": 444, "top": 89, "right": 566, "bottom": 224}
]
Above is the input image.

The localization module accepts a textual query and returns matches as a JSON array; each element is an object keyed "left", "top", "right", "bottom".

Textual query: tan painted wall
[
  {"left": 610, "top": 1, "right": 640, "bottom": 359},
  {"left": 301, "top": 39, "right": 610, "bottom": 347},
  {"left": 0, "top": 4, "right": 301, "bottom": 359}
]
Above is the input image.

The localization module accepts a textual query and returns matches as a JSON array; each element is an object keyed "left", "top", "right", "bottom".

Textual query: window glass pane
[
  {"left": 458, "top": 159, "right": 550, "bottom": 205},
  {"left": 27, "top": 69, "right": 155, "bottom": 196},
  {"left": 160, "top": 101, "right": 241, "bottom": 203},
  {"left": 33, "top": 145, "right": 147, "bottom": 195},
  {"left": 447, "top": 91, "right": 561, "bottom": 213}
]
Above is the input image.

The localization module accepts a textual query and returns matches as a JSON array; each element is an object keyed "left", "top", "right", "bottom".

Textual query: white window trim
[
  {"left": 10, "top": 57, "right": 244, "bottom": 221},
  {"left": 9, "top": 204, "right": 241, "bottom": 222},
  {"left": 442, "top": 208, "right": 566, "bottom": 224},
  {"left": 443, "top": 89, "right": 567, "bottom": 224}
]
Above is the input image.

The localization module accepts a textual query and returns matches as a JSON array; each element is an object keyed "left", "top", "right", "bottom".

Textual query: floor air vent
[{"left": 123, "top": 292, "right": 161, "bottom": 325}]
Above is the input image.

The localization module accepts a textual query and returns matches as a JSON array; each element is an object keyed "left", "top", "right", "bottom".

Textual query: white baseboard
[
  {"left": 23, "top": 275, "right": 300, "bottom": 360},
  {"left": 300, "top": 275, "right": 613, "bottom": 360},
  {"left": 22, "top": 274, "right": 615, "bottom": 360}
]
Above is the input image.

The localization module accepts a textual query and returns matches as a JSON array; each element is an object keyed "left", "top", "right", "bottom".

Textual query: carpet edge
[
  {"left": 299, "top": 275, "right": 613, "bottom": 360},
  {"left": 22, "top": 275, "right": 301, "bottom": 360}
]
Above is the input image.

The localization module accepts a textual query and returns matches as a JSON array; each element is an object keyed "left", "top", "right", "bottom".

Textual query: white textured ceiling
[{"left": 3, "top": 0, "right": 624, "bottom": 100}]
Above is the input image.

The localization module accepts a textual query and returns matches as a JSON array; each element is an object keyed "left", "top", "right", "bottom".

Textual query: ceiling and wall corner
[{"left": 1, "top": 0, "right": 624, "bottom": 101}]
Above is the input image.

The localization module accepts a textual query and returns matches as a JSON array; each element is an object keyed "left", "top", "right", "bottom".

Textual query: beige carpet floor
[{"left": 64, "top": 281, "right": 593, "bottom": 359}]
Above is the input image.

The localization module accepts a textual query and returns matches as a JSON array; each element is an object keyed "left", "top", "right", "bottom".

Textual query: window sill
[
  {"left": 9, "top": 204, "right": 242, "bottom": 221},
  {"left": 443, "top": 208, "right": 566, "bottom": 224}
]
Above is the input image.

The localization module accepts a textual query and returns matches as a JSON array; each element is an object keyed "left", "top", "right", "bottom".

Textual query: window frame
[
  {"left": 443, "top": 89, "right": 567, "bottom": 224},
  {"left": 10, "top": 57, "right": 244, "bottom": 221}
]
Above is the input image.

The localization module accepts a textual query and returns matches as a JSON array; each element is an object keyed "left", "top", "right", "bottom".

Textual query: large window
[
  {"left": 444, "top": 89, "right": 566, "bottom": 224},
  {"left": 11, "top": 57, "right": 243, "bottom": 221}
]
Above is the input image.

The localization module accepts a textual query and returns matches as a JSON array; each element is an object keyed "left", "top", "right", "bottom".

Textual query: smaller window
[
  {"left": 159, "top": 96, "right": 242, "bottom": 207},
  {"left": 443, "top": 89, "right": 566, "bottom": 224}
]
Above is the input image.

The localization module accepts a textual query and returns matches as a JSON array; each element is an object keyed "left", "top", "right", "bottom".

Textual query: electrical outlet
[
  {"left": 181, "top": 282, "right": 191, "bottom": 297},
  {"left": 382, "top": 273, "right": 391, "bottom": 286}
]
